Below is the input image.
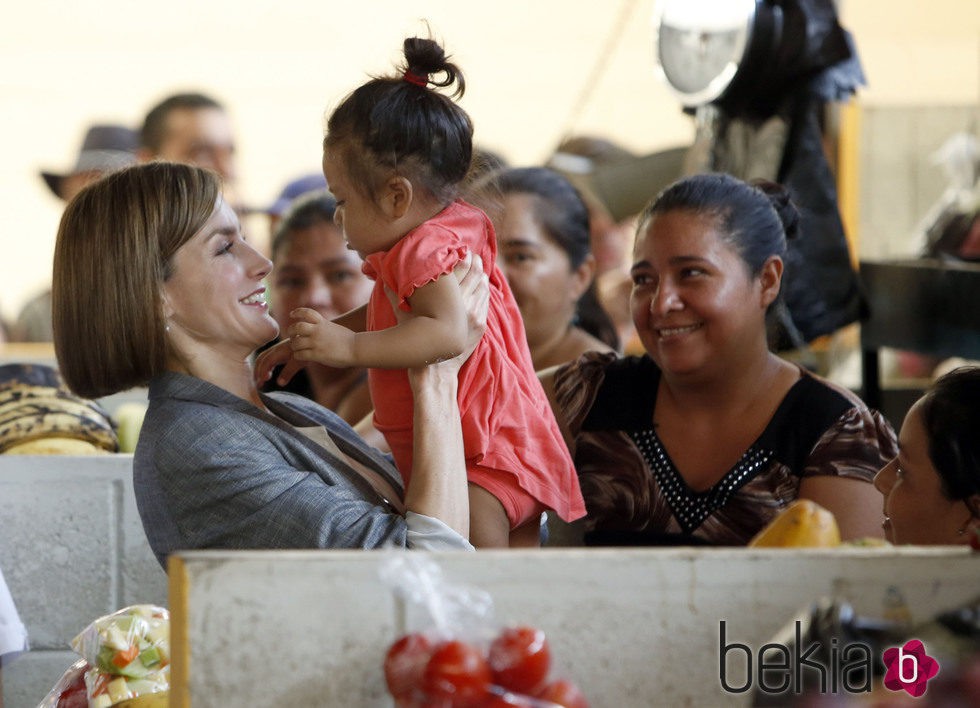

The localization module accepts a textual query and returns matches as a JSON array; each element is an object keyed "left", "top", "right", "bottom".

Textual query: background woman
[
  {"left": 542, "top": 173, "right": 896, "bottom": 545},
  {"left": 52, "top": 162, "right": 487, "bottom": 565},
  {"left": 472, "top": 166, "right": 618, "bottom": 370},
  {"left": 264, "top": 189, "right": 374, "bottom": 425},
  {"left": 874, "top": 366, "right": 980, "bottom": 545}
]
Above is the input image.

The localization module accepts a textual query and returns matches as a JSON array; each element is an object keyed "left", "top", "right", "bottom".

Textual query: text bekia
[{"left": 718, "top": 620, "right": 872, "bottom": 695}]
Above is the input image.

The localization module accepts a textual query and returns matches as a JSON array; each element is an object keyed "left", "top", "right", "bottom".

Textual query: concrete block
[
  {"left": 170, "top": 551, "right": 397, "bottom": 708},
  {"left": 2, "top": 475, "right": 116, "bottom": 648},
  {"left": 0, "top": 455, "right": 166, "bottom": 708},
  {"left": 2, "top": 649, "right": 77, "bottom": 708},
  {"left": 171, "top": 547, "right": 980, "bottom": 708}
]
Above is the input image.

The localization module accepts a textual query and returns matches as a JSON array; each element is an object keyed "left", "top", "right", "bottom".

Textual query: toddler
[{"left": 258, "top": 36, "right": 584, "bottom": 547}]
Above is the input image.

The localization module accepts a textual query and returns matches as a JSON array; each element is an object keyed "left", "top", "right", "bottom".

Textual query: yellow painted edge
[
  {"left": 837, "top": 100, "right": 862, "bottom": 266},
  {"left": 0, "top": 342, "right": 56, "bottom": 359},
  {"left": 168, "top": 555, "right": 190, "bottom": 708}
]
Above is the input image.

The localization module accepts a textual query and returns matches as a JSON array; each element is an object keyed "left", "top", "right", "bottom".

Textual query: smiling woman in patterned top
[{"left": 540, "top": 173, "right": 897, "bottom": 546}]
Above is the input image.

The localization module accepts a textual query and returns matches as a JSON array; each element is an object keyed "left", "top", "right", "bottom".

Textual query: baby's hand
[
  {"left": 288, "top": 307, "right": 357, "bottom": 369},
  {"left": 254, "top": 339, "right": 304, "bottom": 387}
]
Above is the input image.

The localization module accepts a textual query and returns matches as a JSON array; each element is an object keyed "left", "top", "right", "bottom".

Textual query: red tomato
[
  {"left": 488, "top": 625, "right": 551, "bottom": 695},
  {"left": 57, "top": 678, "right": 89, "bottom": 708},
  {"left": 421, "top": 639, "right": 492, "bottom": 707},
  {"left": 384, "top": 632, "right": 435, "bottom": 701},
  {"left": 536, "top": 678, "right": 589, "bottom": 708},
  {"left": 55, "top": 662, "right": 89, "bottom": 708}
]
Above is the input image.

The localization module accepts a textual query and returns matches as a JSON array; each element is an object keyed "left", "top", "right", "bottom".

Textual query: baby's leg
[
  {"left": 467, "top": 483, "right": 511, "bottom": 548},
  {"left": 509, "top": 517, "right": 543, "bottom": 548},
  {"left": 466, "top": 469, "right": 546, "bottom": 548}
]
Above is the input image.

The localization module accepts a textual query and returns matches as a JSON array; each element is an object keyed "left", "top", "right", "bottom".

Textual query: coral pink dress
[{"left": 361, "top": 200, "right": 585, "bottom": 525}]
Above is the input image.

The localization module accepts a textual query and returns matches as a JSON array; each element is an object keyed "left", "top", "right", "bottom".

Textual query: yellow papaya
[{"left": 748, "top": 499, "right": 841, "bottom": 548}]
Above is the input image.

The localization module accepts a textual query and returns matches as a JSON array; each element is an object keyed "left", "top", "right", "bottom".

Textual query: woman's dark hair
[
  {"left": 478, "top": 167, "right": 619, "bottom": 350},
  {"left": 271, "top": 189, "right": 338, "bottom": 262},
  {"left": 324, "top": 36, "right": 473, "bottom": 204},
  {"left": 639, "top": 173, "right": 803, "bottom": 350},
  {"left": 640, "top": 172, "right": 800, "bottom": 277},
  {"left": 920, "top": 366, "right": 980, "bottom": 504},
  {"left": 464, "top": 146, "right": 508, "bottom": 189}
]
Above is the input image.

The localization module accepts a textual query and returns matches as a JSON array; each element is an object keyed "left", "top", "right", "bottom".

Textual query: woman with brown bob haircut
[{"left": 53, "top": 162, "right": 487, "bottom": 566}]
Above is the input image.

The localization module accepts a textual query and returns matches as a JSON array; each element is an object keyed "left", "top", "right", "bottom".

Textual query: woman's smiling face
[
  {"left": 163, "top": 197, "right": 277, "bottom": 357},
  {"left": 629, "top": 210, "right": 771, "bottom": 379}
]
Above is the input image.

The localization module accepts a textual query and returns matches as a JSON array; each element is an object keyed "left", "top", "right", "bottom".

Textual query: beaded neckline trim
[{"left": 628, "top": 428, "right": 772, "bottom": 533}]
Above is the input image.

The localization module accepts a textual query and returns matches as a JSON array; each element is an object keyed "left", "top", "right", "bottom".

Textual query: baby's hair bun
[{"left": 402, "top": 36, "right": 465, "bottom": 99}]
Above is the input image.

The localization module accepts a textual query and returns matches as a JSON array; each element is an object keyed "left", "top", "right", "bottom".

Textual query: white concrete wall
[
  {"left": 0, "top": 455, "right": 167, "bottom": 708},
  {"left": 172, "top": 547, "right": 979, "bottom": 707},
  {"left": 2, "top": 449, "right": 977, "bottom": 708}
]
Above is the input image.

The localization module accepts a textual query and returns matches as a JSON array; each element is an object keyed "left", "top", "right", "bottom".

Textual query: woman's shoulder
[
  {"left": 762, "top": 368, "right": 860, "bottom": 440},
  {"left": 533, "top": 331, "right": 616, "bottom": 372},
  {"left": 556, "top": 349, "right": 649, "bottom": 379},
  {"left": 143, "top": 374, "right": 233, "bottom": 428},
  {"left": 761, "top": 366, "right": 897, "bottom": 471},
  {"left": 797, "top": 368, "right": 871, "bottom": 408},
  {"left": 553, "top": 351, "right": 657, "bottom": 431},
  {"left": 785, "top": 368, "right": 879, "bottom": 424}
]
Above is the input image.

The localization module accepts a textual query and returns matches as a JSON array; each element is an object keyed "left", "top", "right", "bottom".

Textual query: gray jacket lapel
[{"left": 148, "top": 372, "right": 405, "bottom": 503}]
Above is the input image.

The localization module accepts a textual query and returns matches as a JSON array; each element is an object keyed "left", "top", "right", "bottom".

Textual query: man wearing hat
[
  {"left": 14, "top": 125, "right": 139, "bottom": 342},
  {"left": 40, "top": 124, "right": 138, "bottom": 202}
]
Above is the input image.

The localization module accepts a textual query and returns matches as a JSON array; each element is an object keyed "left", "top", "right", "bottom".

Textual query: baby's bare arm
[
  {"left": 334, "top": 303, "right": 367, "bottom": 333},
  {"left": 345, "top": 274, "right": 469, "bottom": 369}
]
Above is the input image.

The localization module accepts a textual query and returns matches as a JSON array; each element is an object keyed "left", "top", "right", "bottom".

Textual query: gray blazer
[{"left": 134, "top": 372, "right": 463, "bottom": 567}]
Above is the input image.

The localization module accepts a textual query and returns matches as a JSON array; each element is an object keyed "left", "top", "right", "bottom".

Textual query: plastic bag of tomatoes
[{"left": 379, "top": 555, "right": 588, "bottom": 708}]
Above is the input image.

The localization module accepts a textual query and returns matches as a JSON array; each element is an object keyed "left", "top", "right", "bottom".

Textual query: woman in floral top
[{"left": 541, "top": 173, "right": 897, "bottom": 546}]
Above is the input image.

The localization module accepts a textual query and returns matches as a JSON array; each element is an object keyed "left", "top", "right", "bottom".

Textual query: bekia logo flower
[{"left": 882, "top": 639, "right": 940, "bottom": 697}]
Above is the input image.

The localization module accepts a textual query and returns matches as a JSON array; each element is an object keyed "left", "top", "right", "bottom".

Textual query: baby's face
[{"left": 322, "top": 148, "right": 399, "bottom": 258}]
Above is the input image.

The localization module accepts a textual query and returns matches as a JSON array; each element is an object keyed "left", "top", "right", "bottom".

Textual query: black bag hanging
[{"left": 682, "top": 0, "right": 869, "bottom": 347}]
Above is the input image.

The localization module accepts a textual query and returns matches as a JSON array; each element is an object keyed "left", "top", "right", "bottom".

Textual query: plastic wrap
[
  {"left": 71, "top": 605, "right": 169, "bottom": 678},
  {"left": 39, "top": 604, "right": 170, "bottom": 708},
  {"left": 919, "top": 132, "right": 980, "bottom": 260},
  {"left": 36, "top": 659, "right": 89, "bottom": 708},
  {"left": 378, "top": 555, "right": 588, "bottom": 707}
]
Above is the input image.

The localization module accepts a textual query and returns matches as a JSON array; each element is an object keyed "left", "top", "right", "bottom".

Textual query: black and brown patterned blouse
[{"left": 553, "top": 352, "right": 898, "bottom": 546}]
